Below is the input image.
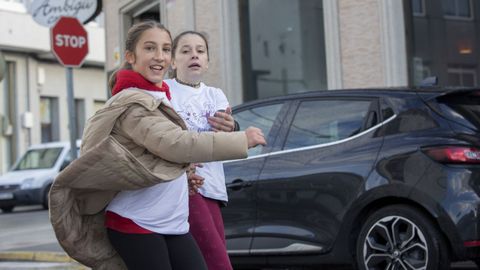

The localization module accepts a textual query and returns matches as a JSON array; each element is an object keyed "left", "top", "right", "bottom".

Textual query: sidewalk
[{"left": 0, "top": 251, "right": 88, "bottom": 270}]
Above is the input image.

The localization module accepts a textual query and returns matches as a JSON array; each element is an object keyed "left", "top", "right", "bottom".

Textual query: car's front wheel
[{"left": 355, "top": 205, "right": 449, "bottom": 270}]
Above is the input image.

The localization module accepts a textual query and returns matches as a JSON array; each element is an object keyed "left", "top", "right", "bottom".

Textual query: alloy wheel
[{"left": 362, "top": 215, "right": 428, "bottom": 270}]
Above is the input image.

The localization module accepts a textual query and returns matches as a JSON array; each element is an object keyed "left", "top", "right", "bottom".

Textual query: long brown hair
[
  {"left": 108, "top": 20, "right": 172, "bottom": 91},
  {"left": 170, "top": 31, "right": 210, "bottom": 78}
]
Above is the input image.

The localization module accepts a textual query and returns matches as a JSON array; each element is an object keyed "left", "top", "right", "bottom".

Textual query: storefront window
[
  {"left": 407, "top": 0, "right": 479, "bottom": 87},
  {"left": 239, "top": 0, "right": 327, "bottom": 101}
]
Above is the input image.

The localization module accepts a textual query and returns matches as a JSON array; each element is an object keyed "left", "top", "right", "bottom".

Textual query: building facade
[
  {"left": 103, "top": 0, "right": 411, "bottom": 105},
  {"left": 0, "top": 0, "right": 107, "bottom": 173},
  {"left": 103, "top": 0, "right": 479, "bottom": 104}
]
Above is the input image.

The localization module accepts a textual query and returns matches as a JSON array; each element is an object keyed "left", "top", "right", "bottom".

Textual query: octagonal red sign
[{"left": 51, "top": 17, "right": 89, "bottom": 67}]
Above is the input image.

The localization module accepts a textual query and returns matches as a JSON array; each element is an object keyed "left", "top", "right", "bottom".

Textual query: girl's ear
[
  {"left": 171, "top": 59, "right": 177, "bottom": 70},
  {"left": 125, "top": 51, "right": 135, "bottom": 64}
]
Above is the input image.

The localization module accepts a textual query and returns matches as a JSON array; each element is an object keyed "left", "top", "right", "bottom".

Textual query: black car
[{"left": 222, "top": 87, "right": 480, "bottom": 270}]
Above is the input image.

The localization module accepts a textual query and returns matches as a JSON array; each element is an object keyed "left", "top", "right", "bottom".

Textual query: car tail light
[
  {"left": 464, "top": 240, "right": 480, "bottom": 247},
  {"left": 423, "top": 146, "right": 480, "bottom": 164}
]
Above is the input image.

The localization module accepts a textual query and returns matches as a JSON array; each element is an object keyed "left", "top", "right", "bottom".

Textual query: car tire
[
  {"left": 1, "top": 206, "right": 14, "bottom": 213},
  {"left": 42, "top": 184, "right": 52, "bottom": 210},
  {"left": 355, "top": 204, "right": 450, "bottom": 270}
]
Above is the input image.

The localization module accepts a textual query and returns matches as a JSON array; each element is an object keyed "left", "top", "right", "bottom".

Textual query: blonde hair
[{"left": 108, "top": 20, "right": 172, "bottom": 91}]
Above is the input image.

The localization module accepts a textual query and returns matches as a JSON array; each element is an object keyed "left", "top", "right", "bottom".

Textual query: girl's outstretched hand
[{"left": 245, "top": 127, "right": 267, "bottom": 148}]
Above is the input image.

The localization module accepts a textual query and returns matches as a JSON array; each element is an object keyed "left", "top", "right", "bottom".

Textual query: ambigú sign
[{"left": 29, "top": 0, "right": 100, "bottom": 27}]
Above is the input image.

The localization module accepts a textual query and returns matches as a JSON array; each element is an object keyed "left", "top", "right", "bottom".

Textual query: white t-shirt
[
  {"left": 106, "top": 90, "right": 189, "bottom": 235},
  {"left": 165, "top": 78, "right": 229, "bottom": 202}
]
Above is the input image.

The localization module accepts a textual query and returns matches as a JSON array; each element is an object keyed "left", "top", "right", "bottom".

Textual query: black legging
[{"left": 107, "top": 229, "right": 208, "bottom": 270}]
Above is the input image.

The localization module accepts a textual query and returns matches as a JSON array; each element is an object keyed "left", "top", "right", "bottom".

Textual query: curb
[
  {"left": 0, "top": 251, "right": 72, "bottom": 262},
  {"left": 0, "top": 251, "right": 88, "bottom": 269}
]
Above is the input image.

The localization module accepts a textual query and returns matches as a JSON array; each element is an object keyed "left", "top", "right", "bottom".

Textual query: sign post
[{"left": 51, "top": 17, "right": 89, "bottom": 160}]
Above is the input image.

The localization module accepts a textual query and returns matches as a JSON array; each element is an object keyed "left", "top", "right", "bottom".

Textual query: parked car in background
[
  {"left": 0, "top": 140, "right": 79, "bottom": 213},
  {"left": 222, "top": 87, "right": 480, "bottom": 270}
]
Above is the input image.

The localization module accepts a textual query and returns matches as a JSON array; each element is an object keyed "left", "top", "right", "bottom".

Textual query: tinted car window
[
  {"left": 14, "top": 147, "right": 63, "bottom": 170},
  {"left": 284, "top": 100, "right": 371, "bottom": 150},
  {"left": 235, "top": 103, "right": 283, "bottom": 156},
  {"left": 437, "top": 91, "right": 480, "bottom": 130}
]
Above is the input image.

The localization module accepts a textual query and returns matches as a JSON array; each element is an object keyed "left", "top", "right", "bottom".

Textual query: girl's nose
[{"left": 154, "top": 50, "right": 167, "bottom": 61}]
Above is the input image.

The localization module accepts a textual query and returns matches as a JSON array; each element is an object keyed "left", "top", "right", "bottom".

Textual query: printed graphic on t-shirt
[{"left": 177, "top": 102, "right": 216, "bottom": 132}]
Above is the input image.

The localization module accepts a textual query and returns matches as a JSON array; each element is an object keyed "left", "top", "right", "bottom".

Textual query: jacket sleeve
[{"left": 116, "top": 105, "right": 248, "bottom": 163}]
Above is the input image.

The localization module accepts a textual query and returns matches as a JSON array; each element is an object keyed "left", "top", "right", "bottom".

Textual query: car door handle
[{"left": 227, "top": 179, "right": 253, "bottom": 191}]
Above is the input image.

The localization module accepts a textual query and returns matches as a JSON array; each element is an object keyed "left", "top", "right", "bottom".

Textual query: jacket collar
[{"left": 106, "top": 88, "right": 167, "bottom": 111}]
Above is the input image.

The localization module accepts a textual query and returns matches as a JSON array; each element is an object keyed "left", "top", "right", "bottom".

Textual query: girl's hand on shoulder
[
  {"left": 187, "top": 163, "right": 204, "bottom": 195},
  {"left": 208, "top": 107, "right": 235, "bottom": 132}
]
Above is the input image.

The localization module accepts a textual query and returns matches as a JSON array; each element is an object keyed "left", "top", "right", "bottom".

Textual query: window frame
[
  {"left": 443, "top": 0, "right": 474, "bottom": 21},
  {"left": 412, "top": 0, "right": 426, "bottom": 17},
  {"left": 447, "top": 67, "right": 478, "bottom": 86},
  {"left": 39, "top": 96, "right": 60, "bottom": 143}
]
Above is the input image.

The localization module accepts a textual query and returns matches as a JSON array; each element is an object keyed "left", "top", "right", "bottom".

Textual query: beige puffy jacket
[{"left": 49, "top": 89, "right": 248, "bottom": 269}]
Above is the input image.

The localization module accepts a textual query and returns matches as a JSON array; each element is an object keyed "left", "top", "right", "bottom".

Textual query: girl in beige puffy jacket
[{"left": 49, "top": 20, "right": 266, "bottom": 270}]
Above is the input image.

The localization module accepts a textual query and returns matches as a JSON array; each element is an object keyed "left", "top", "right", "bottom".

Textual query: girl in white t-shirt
[
  {"left": 165, "top": 31, "right": 238, "bottom": 270},
  {"left": 99, "top": 23, "right": 266, "bottom": 270}
]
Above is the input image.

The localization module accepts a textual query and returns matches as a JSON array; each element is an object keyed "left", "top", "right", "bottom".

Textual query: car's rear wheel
[
  {"left": 1, "top": 206, "right": 14, "bottom": 213},
  {"left": 355, "top": 205, "right": 449, "bottom": 270},
  {"left": 474, "top": 259, "right": 480, "bottom": 268},
  {"left": 42, "top": 184, "right": 52, "bottom": 209}
]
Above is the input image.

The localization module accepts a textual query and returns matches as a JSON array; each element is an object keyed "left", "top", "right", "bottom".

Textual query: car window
[
  {"left": 437, "top": 91, "right": 480, "bottom": 130},
  {"left": 14, "top": 147, "right": 63, "bottom": 170},
  {"left": 234, "top": 103, "right": 284, "bottom": 156},
  {"left": 284, "top": 100, "right": 372, "bottom": 150}
]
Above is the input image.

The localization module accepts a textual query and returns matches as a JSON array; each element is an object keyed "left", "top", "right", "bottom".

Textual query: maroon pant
[{"left": 189, "top": 193, "right": 233, "bottom": 270}]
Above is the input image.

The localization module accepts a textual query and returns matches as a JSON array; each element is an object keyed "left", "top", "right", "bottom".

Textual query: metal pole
[{"left": 66, "top": 67, "right": 78, "bottom": 160}]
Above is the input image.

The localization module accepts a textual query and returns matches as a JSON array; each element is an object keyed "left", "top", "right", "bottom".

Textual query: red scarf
[{"left": 111, "top": 69, "right": 171, "bottom": 100}]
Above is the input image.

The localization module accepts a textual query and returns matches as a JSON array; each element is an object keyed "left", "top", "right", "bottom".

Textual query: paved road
[
  {"left": 0, "top": 206, "right": 478, "bottom": 269},
  {"left": 0, "top": 206, "right": 62, "bottom": 253}
]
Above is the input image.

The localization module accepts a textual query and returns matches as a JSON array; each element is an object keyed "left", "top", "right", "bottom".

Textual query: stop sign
[{"left": 51, "top": 17, "right": 89, "bottom": 67}]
